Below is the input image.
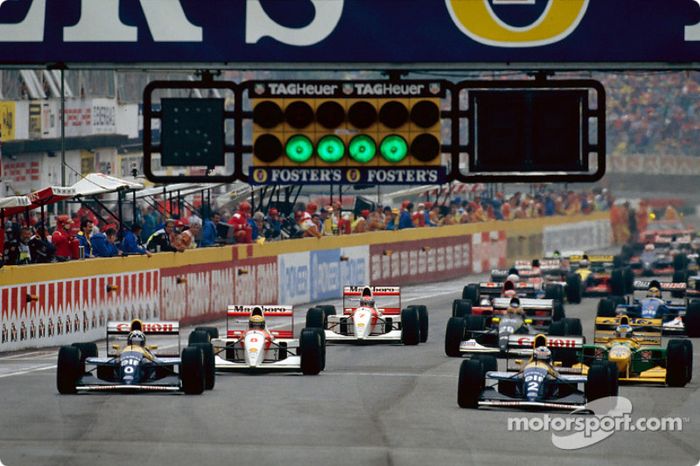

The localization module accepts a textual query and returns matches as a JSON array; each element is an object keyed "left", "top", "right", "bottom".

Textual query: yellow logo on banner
[
  {"left": 0, "top": 101, "right": 16, "bottom": 141},
  {"left": 445, "top": 0, "right": 589, "bottom": 47},
  {"left": 252, "top": 168, "right": 268, "bottom": 184}
]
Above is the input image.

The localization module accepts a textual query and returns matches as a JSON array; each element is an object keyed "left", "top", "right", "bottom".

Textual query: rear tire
[
  {"left": 411, "top": 305, "right": 429, "bottom": 343},
  {"left": 586, "top": 361, "right": 619, "bottom": 401},
  {"left": 445, "top": 317, "right": 466, "bottom": 357},
  {"left": 672, "top": 270, "right": 688, "bottom": 299},
  {"left": 194, "top": 326, "right": 219, "bottom": 340},
  {"left": 462, "top": 284, "right": 480, "bottom": 303},
  {"left": 191, "top": 343, "right": 215, "bottom": 390},
  {"left": 305, "top": 307, "right": 326, "bottom": 329},
  {"left": 565, "top": 273, "right": 582, "bottom": 304},
  {"left": 57, "top": 346, "right": 82, "bottom": 394},
  {"left": 300, "top": 328, "right": 324, "bottom": 375},
  {"left": 316, "top": 305, "right": 337, "bottom": 320},
  {"left": 472, "top": 354, "right": 497, "bottom": 374},
  {"left": 71, "top": 342, "right": 98, "bottom": 374},
  {"left": 458, "top": 359, "right": 484, "bottom": 409},
  {"left": 552, "top": 300, "right": 565, "bottom": 321},
  {"left": 667, "top": 339, "right": 693, "bottom": 387},
  {"left": 685, "top": 300, "right": 700, "bottom": 338},
  {"left": 181, "top": 346, "right": 205, "bottom": 395},
  {"left": 401, "top": 307, "right": 420, "bottom": 345},
  {"left": 611, "top": 269, "right": 625, "bottom": 296},
  {"left": 452, "top": 299, "right": 473, "bottom": 318},
  {"left": 623, "top": 267, "right": 635, "bottom": 294},
  {"left": 674, "top": 253, "right": 688, "bottom": 272},
  {"left": 545, "top": 284, "right": 564, "bottom": 302},
  {"left": 188, "top": 330, "right": 210, "bottom": 345},
  {"left": 597, "top": 298, "right": 616, "bottom": 318}
]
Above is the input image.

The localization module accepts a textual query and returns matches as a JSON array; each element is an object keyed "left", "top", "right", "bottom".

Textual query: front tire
[
  {"left": 586, "top": 361, "right": 619, "bottom": 401},
  {"left": 57, "top": 346, "right": 82, "bottom": 394},
  {"left": 458, "top": 359, "right": 484, "bottom": 409},
  {"left": 191, "top": 342, "right": 215, "bottom": 390},
  {"left": 445, "top": 317, "right": 466, "bottom": 357},
  {"left": 181, "top": 346, "right": 205, "bottom": 395},
  {"left": 300, "top": 328, "right": 324, "bottom": 375},
  {"left": 565, "top": 273, "right": 582, "bottom": 304},
  {"left": 452, "top": 299, "right": 473, "bottom": 318},
  {"left": 685, "top": 300, "right": 700, "bottom": 338},
  {"left": 401, "top": 307, "right": 420, "bottom": 345},
  {"left": 667, "top": 339, "right": 693, "bottom": 387}
]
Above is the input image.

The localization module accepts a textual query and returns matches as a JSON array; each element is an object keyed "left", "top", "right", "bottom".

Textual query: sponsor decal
[{"left": 249, "top": 167, "right": 447, "bottom": 185}]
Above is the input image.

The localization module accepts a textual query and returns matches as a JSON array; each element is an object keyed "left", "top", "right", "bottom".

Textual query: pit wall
[{"left": 0, "top": 212, "right": 609, "bottom": 352}]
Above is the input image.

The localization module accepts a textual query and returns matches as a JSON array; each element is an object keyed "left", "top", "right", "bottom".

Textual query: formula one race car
[
  {"left": 57, "top": 319, "right": 210, "bottom": 394},
  {"left": 305, "top": 286, "right": 427, "bottom": 345},
  {"left": 493, "top": 259, "right": 584, "bottom": 304},
  {"left": 445, "top": 296, "right": 580, "bottom": 357},
  {"left": 597, "top": 280, "right": 700, "bottom": 337},
  {"left": 457, "top": 333, "right": 618, "bottom": 410},
  {"left": 569, "top": 253, "right": 633, "bottom": 297},
  {"left": 628, "top": 244, "right": 675, "bottom": 277},
  {"left": 575, "top": 314, "right": 693, "bottom": 386},
  {"left": 204, "top": 305, "right": 325, "bottom": 375}
]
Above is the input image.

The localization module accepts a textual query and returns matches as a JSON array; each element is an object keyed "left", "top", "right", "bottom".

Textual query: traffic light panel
[{"left": 252, "top": 98, "right": 441, "bottom": 168}]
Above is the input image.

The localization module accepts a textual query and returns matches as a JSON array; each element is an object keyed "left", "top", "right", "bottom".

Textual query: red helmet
[{"left": 239, "top": 201, "right": 251, "bottom": 213}]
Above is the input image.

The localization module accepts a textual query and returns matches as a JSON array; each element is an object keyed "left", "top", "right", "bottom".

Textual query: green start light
[
  {"left": 286, "top": 135, "right": 314, "bottom": 163},
  {"left": 349, "top": 135, "right": 377, "bottom": 163},
  {"left": 380, "top": 135, "right": 408, "bottom": 163},
  {"left": 317, "top": 135, "right": 345, "bottom": 163}
]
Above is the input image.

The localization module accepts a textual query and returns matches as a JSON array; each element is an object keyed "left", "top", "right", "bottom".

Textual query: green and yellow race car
[{"left": 574, "top": 315, "right": 692, "bottom": 386}]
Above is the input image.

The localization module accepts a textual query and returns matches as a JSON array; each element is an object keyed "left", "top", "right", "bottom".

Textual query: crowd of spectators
[
  {"left": 1, "top": 187, "right": 611, "bottom": 265},
  {"left": 603, "top": 72, "right": 700, "bottom": 156}
]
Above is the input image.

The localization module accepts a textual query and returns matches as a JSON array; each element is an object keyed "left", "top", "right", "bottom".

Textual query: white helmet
[
  {"left": 644, "top": 243, "right": 655, "bottom": 252},
  {"left": 506, "top": 274, "right": 520, "bottom": 283},
  {"left": 127, "top": 330, "right": 146, "bottom": 347}
]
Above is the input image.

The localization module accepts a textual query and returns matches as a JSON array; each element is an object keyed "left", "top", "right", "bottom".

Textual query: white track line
[{"left": 0, "top": 364, "right": 56, "bottom": 379}]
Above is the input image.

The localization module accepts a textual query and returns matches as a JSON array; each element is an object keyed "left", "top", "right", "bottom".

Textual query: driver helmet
[
  {"left": 534, "top": 346, "right": 551, "bottom": 362},
  {"left": 647, "top": 286, "right": 661, "bottom": 298},
  {"left": 360, "top": 297, "right": 375, "bottom": 308},
  {"left": 503, "top": 289, "right": 517, "bottom": 299},
  {"left": 615, "top": 324, "right": 633, "bottom": 338},
  {"left": 479, "top": 298, "right": 491, "bottom": 307},
  {"left": 579, "top": 258, "right": 590, "bottom": 268},
  {"left": 506, "top": 273, "right": 520, "bottom": 283},
  {"left": 644, "top": 243, "right": 655, "bottom": 252},
  {"left": 507, "top": 297, "right": 521, "bottom": 313},
  {"left": 127, "top": 330, "right": 146, "bottom": 347},
  {"left": 249, "top": 314, "right": 265, "bottom": 330}
]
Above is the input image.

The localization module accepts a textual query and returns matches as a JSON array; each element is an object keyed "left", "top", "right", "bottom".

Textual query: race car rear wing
[
  {"left": 106, "top": 320, "right": 180, "bottom": 357},
  {"left": 343, "top": 286, "right": 401, "bottom": 315},
  {"left": 492, "top": 297, "right": 554, "bottom": 310},
  {"left": 593, "top": 316, "right": 662, "bottom": 345},
  {"left": 226, "top": 305, "right": 294, "bottom": 339},
  {"left": 632, "top": 280, "right": 686, "bottom": 294}
]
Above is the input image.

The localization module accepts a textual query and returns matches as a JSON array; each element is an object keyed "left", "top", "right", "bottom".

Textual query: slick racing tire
[
  {"left": 462, "top": 284, "right": 480, "bottom": 303},
  {"left": 305, "top": 307, "right": 326, "bottom": 329},
  {"left": 401, "top": 307, "right": 420, "bottom": 346},
  {"left": 597, "top": 298, "right": 616, "bottom": 318},
  {"left": 445, "top": 317, "right": 466, "bottom": 357},
  {"left": 586, "top": 361, "right": 619, "bottom": 401},
  {"left": 685, "top": 300, "right": 700, "bottom": 338},
  {"left": 613, "top": 255, "right": 624, "bottom": 269},
  {"left": 191, "top": 343, "right": 216, "bottom": 390},
  {"left": 545, "top": 284, "right": 564, "bottom": 302},
  {"left": 472, "top": 354, "right": 497, "bottom": 374},
  {"left": 452, "top": 299, "right": 473, "bottom": 318},
  {"left": 621, "top": 244, "right": 634, "bottom": 261},
  {"left": 181, "top": 346, "right": 205, "bottom": 395},
  {"left": 549, "top": 317, "right": 583, "bottom": 337},
  {"left": 552, "top": 300, "right": 566, "bottom": 322},
  {"left": 408, "top": 305, "right": 429, "bottom": 343},
  {"left": 465, "top": 315, "right": 486, "bottom": 335},
  {"left": 71, "top": 342, "right": 98, "bottom": 374},
  {"left": 610, "top": 269, "right": 626, "bottom": 297},
  {"left": 57, "top": 345, "right": 82, "bottom": 394},
  {"left": 667, "top": 339, "right": 693, "bottom": 387},
  {"left": 623, "top": 267, "right": 635, "bottom": 295},
  {"left": 300, "top": 328, "right": 324, "bottom": 375},
  {"left": 671, "top": 270, "right": 689, "bottom": 299},
  {"left": 565, "top": 273, "right": 582, "bottom": 304},
  {"left": 458, "top": 359, "right": 484, "bottom": 409},
  {"left": 316, "top": 305, "right": 337, "bottom": 320},
  {"left": 674, "top": 253, "right": 689, "bottom": 272},
  {"left": 188, "top": 329, "right": 211, "bottom": 345},
  {"left": 195, "top": 326, "right": 219, "bottom": 340}
]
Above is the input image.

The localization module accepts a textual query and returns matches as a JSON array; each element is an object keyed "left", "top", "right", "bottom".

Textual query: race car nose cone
[
  {"left": 354, "top": 310, "right": 372, "bottom": 339},
  {"left": 608, "top": 345, "right": 631, "bottom": 373},
  {"left": 245, "top": 333, "right": 265, "bottom": 367}
]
